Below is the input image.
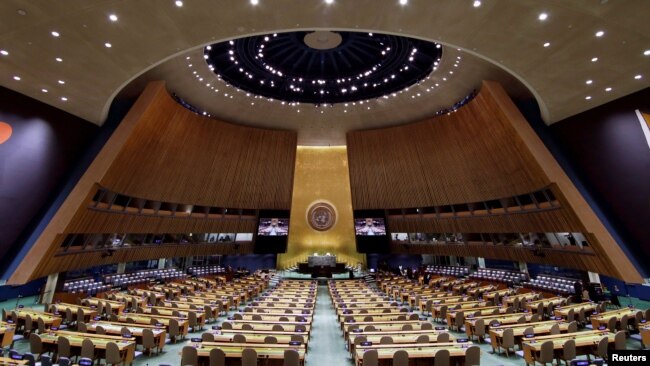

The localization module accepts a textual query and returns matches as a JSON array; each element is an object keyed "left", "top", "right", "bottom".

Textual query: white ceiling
[{"left": 0, "top": 0, "right": 649, "bottom": 145}]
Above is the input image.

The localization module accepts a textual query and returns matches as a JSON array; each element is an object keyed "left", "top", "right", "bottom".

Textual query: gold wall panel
[{"left": 278, "top": 146, "right": 365, "bottom": 269}]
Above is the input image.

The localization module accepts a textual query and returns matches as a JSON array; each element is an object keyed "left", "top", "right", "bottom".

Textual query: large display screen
[
  {"left": 354, "top": 218, "right": 387, "bottom": 236},
  {"left": 257, "top": 218, "right": 289, "bottom": 236}
]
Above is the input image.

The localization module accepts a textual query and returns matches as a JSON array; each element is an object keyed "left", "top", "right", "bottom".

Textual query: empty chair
[
  {"left": 559, "top": 339, "right": 576, "bottom": 365},
  {"left": 421, "top": 322, "right": 433, "bottom": 330},
  {"left": 290, "top": 335, "right": 304, "bottom": 344},
  {"left": 181, "top": 345, "right": 199, "bottom": 366},
  {"left": 37, "top": 318, "right": 46, "bottom": 334},
  {"left": 436, "top": 332, "right": 450, "bottom": 342},
  {"left": 401, "top": 324, "right": 412, "bottom": 331},
  {"left": 202, "top": 332, "right": 215, "bottom": 342},
  {"left": 619, "top": 314, "right": 630, "bottom": 333},
  {"left": 56, "top": 336, "right": 72, "bottom": 359},
  {"left": 295, "top": 325, "right": 306, "bottom": 332},
  {"left": 380, "top": 336, "right": 393, "bottom": 344},
  {"left": 80, "top": 338, "right": 96, "bottom": 364},
  {"left": 615, "top": 330, "right": 627, "bottom": 350},
  {"left": 362, "top": 349, "right": 378, "bottom": 366},
  {"left": 473, "top": 319, "right": 485, "bottom": 342},
  {"left": 434, "top": 349, "right": 450, "bottom": 366},
  {"left": 233, "top": 334, "right": 246, "bottom": 343},
  {"left": 578, "top": 308, "right": 587, "bottom": 327},
  {"left": 279, "top": 316, "right": 289, "bottom": 322},
  {"left": 77, "top": 321, "right": 87, "bottom": 333},
  {"left": 142, "top": 328, "right": 159, "bottom": 355},
  {"left": 416, "top": 335, "right": 429, "bottom": 343},
  {"left": 95, "top": 325, "right": 106, "bottom": 335},
  {"left": 233, "top": 313, "right": 243, "bottom": 320},
  {"left": 57, "top": 357, "right": 70, "bottom": 366},
  {"left": 24, "top": 314, "right": 33, "bottom": 335},
  {"left": 284, "top": 310, "right": 293, "bottom": 314},
  {"left": 536, "top": 340, "right": 554, "bottom": 366},
  {"left": 221, "top": 321, "right": 232, "bottom": 329},
  {"left": 530, "top": 314, "right": 541, "bottom": 322},
  {"left": 453, "top": 312, "right": 465, "bottom": 332},
  {"left": 252, "top": 314, "right": 262, "bottom": 321},
  {"left": 65, "top": 308, "right": 74, "bottom": 326},
  {"left": 517, "top": 315, "right": 527, "bottom": 324},
  {"left": 28, "top": 333, "right": 45, "bottom": 359},
  {"left": 438, "top": 306, "right": 448, "bottom": 324},
  {"left": 409, "top": 313, "right": 419, "bottom": 320},
  {"left": 39, "top": 355, "right": 52, "bottom": 366},
  {"left": 169, "top": 318, "right": 181, "bottom": 342},
  {"left": 242, "top": 348, "right": 257, "bottom": 366},
  {"left": 567, "top": 309, "right": 575, "bottom": 323},
  {"left": 364, "top": 325, "right": 376, "bottom": 331},
  {"left": 242, "top": 324, "right": 254, "bottom": 330},
  {"left": 607, "top": 317, "right": 618, "bottom": 333},
  {"left": 549, "top": 323, "right": 560, "bottom": 335},
  {"left": 392, "top": 350, "right": 409, "bottom": 366},
  {"left": 465, "top": 345, "right": 480, "bottom": 366},
  {"left": 359, "top": 309, "right": 368, "bottom": 314},
  {"left": 536, "top": 303, "right": 544, "bottom": 319},
  {"left": 209, "top": 348, "right": 226, "bottom": 366},
  {"left": 120, "top": 326, "right": 131, "bottom": 337},
  {"left": 188, "top": 311, "right": 200, "bottom": 332},
  {"left": 76, "top": 308, "right": 85, "bottom": 324},
  {"left": 500, "top": 328, "right": 515, "bottom": 357},
  {"left": 264, "top": 336, "right": 278, "bottom": 344},
  {"left": 23, "top": 353, "right": 36, "bottom": 366},
  {"left": 396, "top": 315, "right": 407, "bottom": 321},
  {"left": 363, "top": 316, "right": 374, "bottom": 321},
  {"left": 567, "top": 321, "right": 578, "bottom": 333},
  {"left": 590, "top": 336, "right": 609, "bottom": 362}
]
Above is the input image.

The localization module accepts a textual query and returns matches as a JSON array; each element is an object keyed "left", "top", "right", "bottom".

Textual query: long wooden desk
[
  {"left": 522, "top": 330, "right": 615, "bottom": 366},
  {"left": 39, "top": 330, "right": 136, "bottom": 365},
  {"left": 353, "top": 342, "right": 473, "bottom": 366},
  {"left": 0, "top": 321, "right": 17, "bottom": 348},
  {"left": 85, "top": 320, "right": 167, "bottom": 351}
]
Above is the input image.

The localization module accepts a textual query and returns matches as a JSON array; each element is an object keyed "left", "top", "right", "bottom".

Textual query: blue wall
[
  {"left": 600, "top": 275, "right": 650, "bottom": 302},
  {"left": 0, "top": 278, "right": 46, "bottom": 302},
  {"left": 220, "top": 254, "right": 277, "bottom": 271},
  {"left": 366, "top": 254, "right": 422, "bottom": 270}
]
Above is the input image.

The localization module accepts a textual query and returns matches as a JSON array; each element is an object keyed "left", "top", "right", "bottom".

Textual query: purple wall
[
  {"left": 547, "top": 88, "right": 650, "bottom": 277},
  {"left": 366, "top": 254, "right": 422, "bottom": 271},
  {"left": 0, "top": 86, "right": 98, "bottom": 270}
]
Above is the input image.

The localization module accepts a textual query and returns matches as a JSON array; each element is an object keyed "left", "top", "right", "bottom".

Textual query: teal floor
[{"left": 3, "top": 285, "right": 649, "bottom": 366}]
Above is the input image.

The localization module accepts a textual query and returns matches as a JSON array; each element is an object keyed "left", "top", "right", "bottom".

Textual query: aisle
[{"left": 305, "top": 283, "right": 355, "bottom": 366}]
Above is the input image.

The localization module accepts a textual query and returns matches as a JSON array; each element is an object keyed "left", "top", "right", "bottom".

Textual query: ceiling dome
[{"left": 204, "top": 30, "right": 442, "bottom": 104}]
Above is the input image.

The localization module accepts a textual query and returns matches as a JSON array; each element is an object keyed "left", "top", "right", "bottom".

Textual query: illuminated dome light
[{"left": 204, "top": 31, "right": 442, "bottom": 105}]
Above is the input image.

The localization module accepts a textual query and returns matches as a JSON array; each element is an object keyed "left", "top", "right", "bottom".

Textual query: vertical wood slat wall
[
  {"left": 100, "top": 85, "right": 297, "bottom": 209},
  {"left": 347, "top": 83, "right": 549, "bottom": 209}
]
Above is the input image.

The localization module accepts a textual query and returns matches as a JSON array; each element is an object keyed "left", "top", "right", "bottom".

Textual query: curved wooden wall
[
  {"left": 100, "top": 86, "right": 296, "bottom": 209},
  {"left": 347, "top": 85, "right": 548, "bottom": 209}
]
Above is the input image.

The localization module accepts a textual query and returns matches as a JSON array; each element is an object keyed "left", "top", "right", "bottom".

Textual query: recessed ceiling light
[
  {"left": 644, "top": 50, "right": 650, "bottom": 56},
  {"left": 0, "top": 50, "right": 8, "bottom": 56},
  {"left": 175, "top": 1, "right": 183, "bottom": 7},
  {"left": 51, "top": 31, "right": 60, "bottom": 37},
  {"left": 585, "top": 80, "right": 593, "bottom": 85},
  {"left": 325, "top": 0, "right": 334, "bottom": 4},
  {"left": 538, "top": 13, "right": 548, "bottom": 21},
  {"left": 104, "top": 42, "right": 112, "bottom": 48},
  {"left": 634, "top": 74, "right": 643, "bottom": 80},
  {"left": 41, "top": 88, "right": 48, "bottom": 93},
  {"left": 605, "top": 87, "right": 612, "bottom": 92},
  {"left": 61, "top": 97, "right": 68, "bottom": 101},
  {"left": 109, "top": 14, "right": 118, "bottom": 22},
  {"left": 13, "top": 76, "right": 21, "bottom": 81},
  {"left": 58, "top": 80, "right": 65, "bottom": 84},
  {"left": 591, "top": 57, "right": 598, "bottom": 62},
  {"left": 543, "top": 42, "right": 551, "bottom": 47},
  {"left": 585, "top": 96, "right": 591, "bottom": 100},
  {"left": 55, "top": 57, "right": 63, "bottom": 62},
  {"left": 473, "top": 0, "right": 481, "bottom": 7},
  {"left": 250, "top": 0, "right": 259, "bottom": 5},
  {"left": 595, "top": 30, "right": 605, "bottom": 37}
]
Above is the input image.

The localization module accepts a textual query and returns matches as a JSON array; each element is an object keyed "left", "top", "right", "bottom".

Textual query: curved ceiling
[{"left": 0, "top": 0, "right": 648, "bottom": 144}]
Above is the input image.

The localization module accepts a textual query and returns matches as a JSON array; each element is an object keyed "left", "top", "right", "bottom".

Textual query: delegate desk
[
  {"left": 40, "top": 330, "right": 136, "bottom": 365},
  {"left": 553, "top": 302, "right": 598, "bottom": 320},
  {"left": 51, "top": 303, "right": 98, "bottom": 322},
  {"left": 464, "top": 313, "right": 534, "bottom": 338},
  {"left": 140, "top": 306, "right": 205, "bottom": 327},
  {"left": 116, "top": 314, "right": 189, "bottom": 336},
  {"left": 209, "top": 333, "right": 306, "bottom": 345},
  {"left": 8, "top": 309, "right": 62, "bottom": 329},
  {"left": 590, "top": 307, "right": 639, "bottom": 330},
  {"left": 84, "top": 298, "right": 126, "bottom": 314},
  {"left": 343, "top": 321, "right": 430, "bottom": 338},
  {"left": 0, "top": 357, "right": 27, "bottom": 365},
  {"left": 353, "top": 343, "right": 474, "bottom": 366},
  {"left": 522, "top": 330, "right": 615, "bottom": 366},
  {"left": 222, "top": 321, "right": 311, "bottom": 335},
  {"left": 191, "top": 342, "right": 305, "bottom": 366},
  {"left": 348, "top": 332, "right": 456, "bottom": 354},
  {"left": 85, "top": 320, "right": 167, "bottom": 351},
  {"left": 489, "top": 320, "right": 569, "bottom": 352}
]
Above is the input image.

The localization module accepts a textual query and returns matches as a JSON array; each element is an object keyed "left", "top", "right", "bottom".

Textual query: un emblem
[{"left": 307, "top": 202, "right": 336, "bottom": 231}]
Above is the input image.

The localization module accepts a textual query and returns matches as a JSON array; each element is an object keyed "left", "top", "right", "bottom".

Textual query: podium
[{"left": 297, "top": 254, "right": 346, "bottom": 278}]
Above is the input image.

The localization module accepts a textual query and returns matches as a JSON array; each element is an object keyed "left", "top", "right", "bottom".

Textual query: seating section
[
  {"left": 424, "top": 265, "right": 470, "bottom": 277},
  {"left": 188, "top": 265, "right": 226, "bottom": 276},
  {"left": 103, "top": 268, "right": 187, "bottom": 288},
  {"left": 62, "top": 279, "right": 110, "bottom": 295},
  {"left": 470, "top": 268, "right": 528, "bottom": 285},
  {"left": 526, "top": 275, "right": 577, "bottom": 295}
]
